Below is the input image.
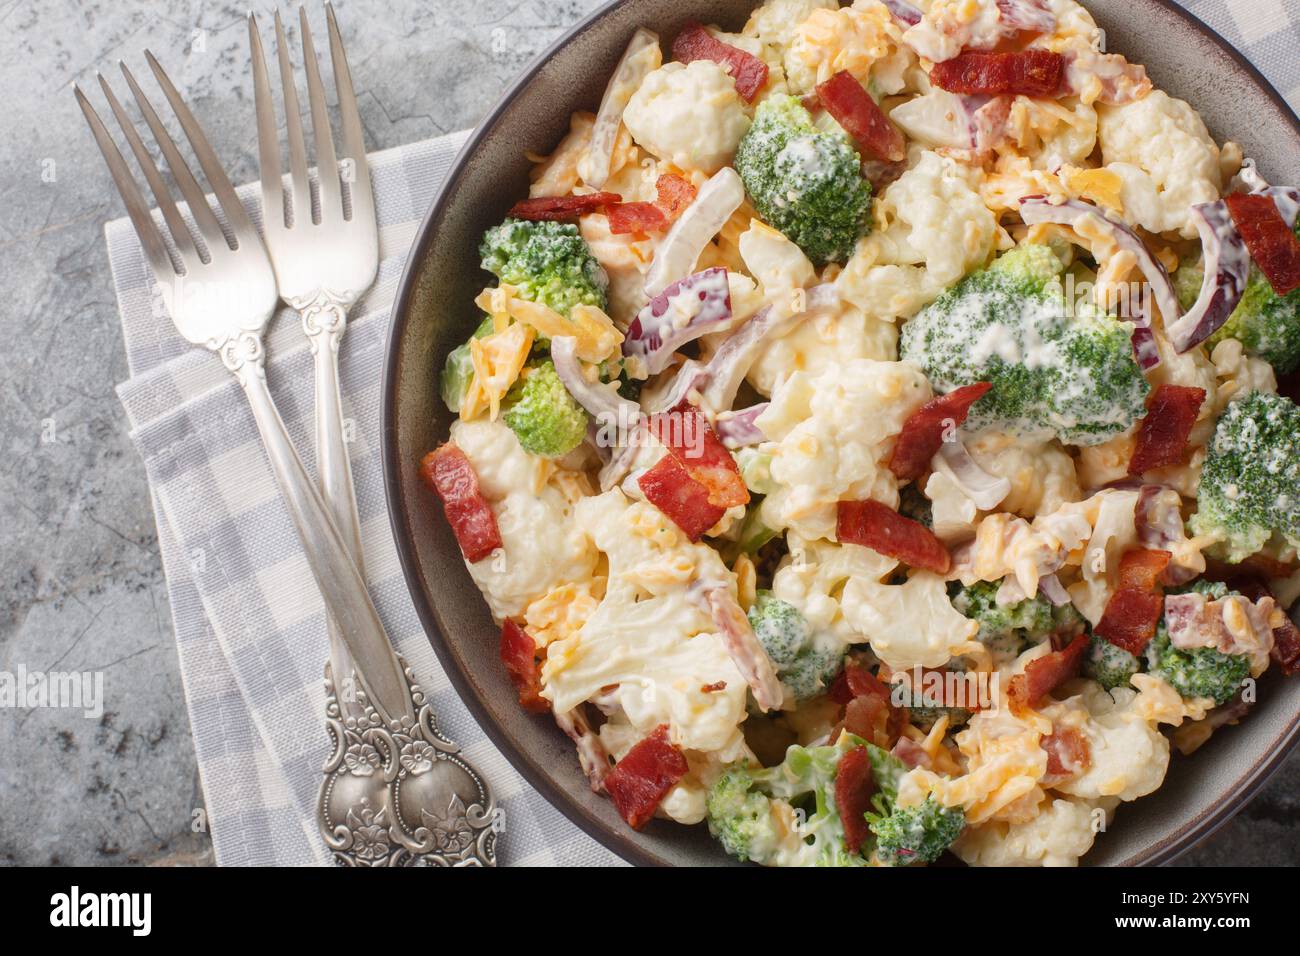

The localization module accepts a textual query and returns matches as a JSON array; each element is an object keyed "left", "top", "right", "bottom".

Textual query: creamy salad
[{"left": 422, "top": 0, "right": 1300, "bottom": 867}]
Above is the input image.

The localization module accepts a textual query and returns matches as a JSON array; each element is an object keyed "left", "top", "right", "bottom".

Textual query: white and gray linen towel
[
  {"left": 110, "top": 131, "right": 623, "bottom": 866},
  {"left": 108, "top": 0, "right": 1299, "bottom": 866}
]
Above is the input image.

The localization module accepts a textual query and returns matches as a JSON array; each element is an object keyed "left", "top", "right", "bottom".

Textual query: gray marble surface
[{"left": 0, "top": 0, "right": 1294, "bottom": 867}]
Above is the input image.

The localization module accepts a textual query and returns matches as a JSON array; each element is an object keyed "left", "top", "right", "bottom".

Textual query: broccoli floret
[
  {"left": 439, "top": 315, "right": 494, "bottom": 413},
  {"left": 1189, "top": 391, "right": 1300, "bottom": 561},
  {"left": 950, "top": 580, "right": 1079, "bottom": 661},
  {"left": 733, "top": 95, "right": 872, "bottom": 265},
  {"left": 900, "top": 243, "right": 1150, "bottom": 446},
  {"left": 1083, "top": 633, "right": 1139, "bottom": 691},
  {"left": 1169, "top": 578, "right": 1230, "bottom": 599},
  {"left": 867, "top": 795, "right": 965, "bottom": 867},
  {"left": 1175, "top": 220, "right": 1300, "bottom": 374},
  {"left": 706, "top": 735, "right": 875, "bottom": 867},
  {"left": 1145, "top": 626, "right": 1249, "bottom": 706},
  {"left": 501, "top": 360, "right": 588, "bottom": 458},
  {"left": 480, "top": 218, "right": 608, "bottom": 317},
  {"left": 896, "top": 688, "right": 971, "bottom": 731},
  {"left": 747, "top": 592, "right": 843, "bottom": 702}
]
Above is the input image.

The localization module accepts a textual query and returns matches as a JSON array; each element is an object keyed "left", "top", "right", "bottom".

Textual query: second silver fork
[{"left": 248, "top": 5, "right": 499, "bottom": 866}]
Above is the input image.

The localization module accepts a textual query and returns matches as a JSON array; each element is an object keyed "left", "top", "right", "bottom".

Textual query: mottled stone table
[{"left": 0, "top": 0, "right": 1294, "bottom": 866}]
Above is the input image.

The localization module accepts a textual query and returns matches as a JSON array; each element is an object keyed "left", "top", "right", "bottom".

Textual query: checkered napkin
[
  {"left": 109, "top": 131, "right": 624, "bottom": 867},
  {"left": 107, "top": 1, "right": 1297, "bottom": 868}
]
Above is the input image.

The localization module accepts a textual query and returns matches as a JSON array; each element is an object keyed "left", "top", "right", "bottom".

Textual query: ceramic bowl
[{"left": 383, "top": 0, "right": 1300, "bottom": 866}]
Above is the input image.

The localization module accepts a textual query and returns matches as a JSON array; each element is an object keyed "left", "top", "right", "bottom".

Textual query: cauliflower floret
[
  {"left": 836, "top": 150, "right": 1001, "bottom": 322},
  {"left": 747, "top": 299, "right": 899, "bottom": 396},
  {"left": 1097, "top": 91, "right": 1222, "bottom": 239},
  {"left": 784, "top": 0, "right": 909, "bottom": 96},
  {"left": 842, "top": 569, "right": 979, "bottom": 670},
  {"left": 623, "top": 61, "right": 751, "bottom": 173},
  {"left": 1210, "top": 338, "right": 1277, "bottom": 413},
  {"left": 541, "top": 491, "right": 752, "bottom": 822},
  {"left": 769, "top": 533, "right": 977, "bottom": 670},
  {"left": 953, "top": 796, "right": 1103, "bottom": 867},
  {"left": 966, "top": 432, "right": 1082, "bottom": 518},
  {"left": 925, "top": 470, "right": 980, "bottom": 543},
  {"left": 737, "top": 219, "right": 816, "bottom": 297},
  {"left": 756, "top": 358, "right": 931, "bottom": 540},
  {"left": 902, "top": 0, "right": 1008, "bottom": 63},
  {"left": 1007, "top": 98, "right": 1098, "bottom": 171},
  {"left": 745, "top": 0, "right": 838, "bottom": 53},
  {"left": 450, "top": 418, "right": 597, "bottom": 620},
  {"left": 1046, "top": 683, "right": 1170, "bottom": 802},
  {"left": 771, "top": 534, "right": 898, "bottom": 649}
]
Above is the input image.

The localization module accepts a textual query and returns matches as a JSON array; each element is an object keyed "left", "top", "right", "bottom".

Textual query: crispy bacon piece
[
  {"left": 606, "top": 202, "right": 668, "bottom": 235},
  {"left": 419, "top": 444, "right": 502, "bottom": 563},
  {"left": 1094, "top": 549, "right": 1172, "bottom": 655},
  {"left": 1225, "top": 192, "right": 1300, "bottom": 295},
  {"left": 891, "top": 736, "right": 935, "bottom": 770},
  {"left": 1227, "top": 577, "right": 1300, "bottom": 677},
  {"left": 507, "top": 191, "right": 621, "bottom": 222},
  {"left": 834, "top": 746, "right": 875, "bottom": 855},
  {"left": 637, "top": 454, "right": 724, "bottom": 542},
  {"left": 606, "top": 174, "right": 699, "bottom": 235},
  {"left": 499, "top": 620, "right": 548, "bottom": 714},
  {"left": 930, "top": 50, "right": 1065, "bottom": 97},
  {"left": 649, "top": 408, "right": 749, "bottom": 508},
  {"left": 1272, "top": 615, "right": 1300, "bottom": 676},
  {"left": 1007, "top": 633, "right": 1088, "bottom": 714},
  {"left": 887, "top": 382, "right": 994, "bottom": 480},
  {"left": 1128, "top": 385, "right": 1207, "bottom": 475},
  {"left": 837, "top": 499, "right": 951, "bottom": 574},
  {"left": 815, "top": 70, "right": 906, "bottom": 163},
  {"left": 655, "top": 173, "right": 697, "bottom": 216},
  {"left": 1041, "top": 727, "right": 1090, "bottom": 781},
  {"left": 602, "top": 724, "right": 690, "bottom": 830},
  {"left": 671, "top": 20, "right": 769, "bottom": 101},
  {"left": 830, "top": 662, "right": 906, "bottom": 748}
]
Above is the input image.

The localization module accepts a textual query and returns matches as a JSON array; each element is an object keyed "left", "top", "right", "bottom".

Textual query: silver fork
[
  {"left": 248, "top": 5, "right": 499, "bottom": 866},
  {"left": 77, "top": 47, "right": 497, "bottom": 866}
]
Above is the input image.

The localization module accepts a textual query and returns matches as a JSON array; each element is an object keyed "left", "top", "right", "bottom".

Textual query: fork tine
[
  {"left": 274, "top": 10, "right": 312, "bottom": 226},
  {"left": 298, "top": 6, "right": 342, "bottom": 223},
  {"left": 119, "top": 61, "right": 229, "bottom": 255},
  {"left": 74, "top": 83, "right": 177, "bottom": 287},
  {"left": 325, "top": 2, "right": 373, "bottom": 224},
  {"left": 143, "top": 50, "right": 260, "bottom": 246},
  {"left": 97, "top": 73, "right": 200, "bottom": 270},
  {"left": 248, "top": 13, "right": 285, "bottom": 231}
]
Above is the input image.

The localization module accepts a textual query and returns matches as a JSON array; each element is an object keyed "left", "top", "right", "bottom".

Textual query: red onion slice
[
  {"left": 1019, "top": 197, "right": 1181, "bottom": 326},
  {"left": 1164, "top": 200, "right": 1251, "bottom": 353},
  {"left": 645, "top": 168, "right": 744, "bottom": 296},
  {"left": 1261, "top": 186, "right": 1300, "bottom": 229},
  {"left": 932, "top": 438, "right": 1011, "bottom": 511},
  {"left": 584, "top": 29, "right": 660, "bottom": 189},
  {"left": 698, "top": 582, "right": 783, "bottom": 712},
  {"left": 624, "top": 267, "right": 732, "bottom": 375},
  {"left": 882, "top": 0, "right": 923, "bottom": 26},
  {"left": 1037, "top": 573, "right": 1071, "bottom": 607},
  {"left": 552, "top": 335, "right": 641, "bottom": 424},
  {"left": 715, "top": 404, "right": 769, "bottom": 449},
  {"left": 996, "top": 0, "right": 1056, "bottom": 34}
]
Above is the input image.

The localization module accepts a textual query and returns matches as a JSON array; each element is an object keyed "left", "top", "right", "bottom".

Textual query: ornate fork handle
[
  {"left": 318, "top": 656, "right": 500, "bottom": 866},
  {"left": 222, "top": 334, "right": 410, "bottom": 723}
]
